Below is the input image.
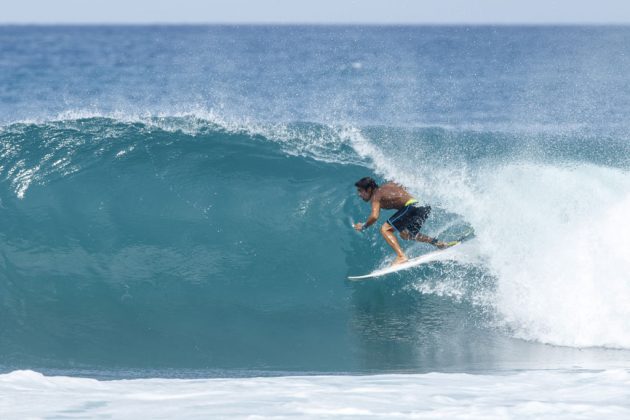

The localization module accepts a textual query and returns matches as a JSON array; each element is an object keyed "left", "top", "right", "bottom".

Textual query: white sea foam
[
  {"left": 464, "top": 163, "right": 630, "bottom": 348},
  {"left": 1, "top": 369, "right": 629, "bottom": 419}
]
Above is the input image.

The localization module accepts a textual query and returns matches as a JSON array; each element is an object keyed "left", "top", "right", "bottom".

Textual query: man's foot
[
  {"left": 437, "top": 240, "right": 460, "bottom": 249},
  {"left": 391, "top": 255, "right": 409, "bottom": 266}
]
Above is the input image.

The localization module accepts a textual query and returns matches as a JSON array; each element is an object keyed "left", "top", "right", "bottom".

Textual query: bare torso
[{"left": 372, "top": 183, "right": 414, "bottom": 210}]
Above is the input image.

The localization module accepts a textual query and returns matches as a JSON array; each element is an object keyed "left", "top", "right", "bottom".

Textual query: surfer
[{"left": 353, "top": 177, "right": 455, "bottom": 266}]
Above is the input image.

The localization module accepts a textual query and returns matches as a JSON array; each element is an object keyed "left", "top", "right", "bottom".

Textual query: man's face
[{"left": 357, "top": 187, "right": 372, "bottom": 202}]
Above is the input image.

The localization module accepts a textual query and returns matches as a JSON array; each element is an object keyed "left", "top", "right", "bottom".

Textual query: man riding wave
[{"left": 353, "top": 177, "right": 457, "bottom": 266}]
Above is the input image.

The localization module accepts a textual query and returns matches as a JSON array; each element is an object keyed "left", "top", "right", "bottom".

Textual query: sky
[{"left": 2, "top": 0, "right": 630, "bottom": 24}]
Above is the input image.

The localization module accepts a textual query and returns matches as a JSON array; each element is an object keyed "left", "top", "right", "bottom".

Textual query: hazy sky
[{"left": 3, "top": 0, "right": 630, "bottom": 24}]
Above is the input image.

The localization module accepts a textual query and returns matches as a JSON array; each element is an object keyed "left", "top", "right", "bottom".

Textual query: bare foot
[
  {"left": 437, "top": 241, "right": 459, "bottom": 249},
  {"left": 391, "top": 255, "right": 408, "bottom": 266}
]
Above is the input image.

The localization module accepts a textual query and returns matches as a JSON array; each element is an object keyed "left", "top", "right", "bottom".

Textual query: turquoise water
[{"left": 1, "top": 26, "right": 630, "bottom": 378}]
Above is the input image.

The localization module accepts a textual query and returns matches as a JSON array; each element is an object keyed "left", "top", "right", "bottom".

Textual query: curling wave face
[{"left": 1, "top": 116, "right": 630, "bottom": 375}]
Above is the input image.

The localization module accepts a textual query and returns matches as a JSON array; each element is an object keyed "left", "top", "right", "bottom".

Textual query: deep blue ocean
[{"left": 2, "top": 25, "right": 630, "bottom": 380}]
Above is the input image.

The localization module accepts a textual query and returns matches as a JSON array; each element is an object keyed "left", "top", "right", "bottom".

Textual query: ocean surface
[{"left": 2, "top": 25, "right": 630, "bottom": 418}]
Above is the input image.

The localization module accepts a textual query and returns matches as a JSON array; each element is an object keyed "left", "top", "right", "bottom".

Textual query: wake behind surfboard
[{"left": 348, "top": 229, "right": 474, "bottom": 281}]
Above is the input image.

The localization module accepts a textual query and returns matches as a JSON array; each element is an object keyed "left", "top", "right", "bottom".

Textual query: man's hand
[{"left": 353, "top": 222, "right": 364, "bottom": 232}]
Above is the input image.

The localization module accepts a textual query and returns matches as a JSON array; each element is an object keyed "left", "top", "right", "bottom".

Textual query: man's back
[{"left": 373, "top": 183, "right": 414, "bottom": 210}]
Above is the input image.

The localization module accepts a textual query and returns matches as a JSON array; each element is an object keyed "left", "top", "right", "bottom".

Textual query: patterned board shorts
[{"left": 387, "top": 203, "right": 431, "bottom": 237}]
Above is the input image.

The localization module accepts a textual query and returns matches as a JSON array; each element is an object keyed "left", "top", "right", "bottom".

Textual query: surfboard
[{"left": 348, "top": 230, "right": 474, "bottom": 281}]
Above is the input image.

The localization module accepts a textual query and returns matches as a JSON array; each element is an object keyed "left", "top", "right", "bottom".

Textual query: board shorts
[{"left": 387, "top": 202, "right": 431, "bottom": 237}]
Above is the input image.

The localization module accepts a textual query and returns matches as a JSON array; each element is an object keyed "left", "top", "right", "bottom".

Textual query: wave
[{"left": 1, "top": 115, "right": 630, "bottom": 373}]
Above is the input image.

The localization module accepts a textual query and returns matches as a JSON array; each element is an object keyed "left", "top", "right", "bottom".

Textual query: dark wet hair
[{"left": 354, "top": 177, "right": 378, "bottom": 191}]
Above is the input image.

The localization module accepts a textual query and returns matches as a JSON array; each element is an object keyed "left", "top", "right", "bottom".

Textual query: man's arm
[{"left": 354, "top": 200, "right": 381, "bottom": 231}]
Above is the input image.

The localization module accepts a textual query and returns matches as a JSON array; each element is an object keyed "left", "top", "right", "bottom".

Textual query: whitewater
[{"left": 2, "top": 25, "right": 630, "bottom": 418}]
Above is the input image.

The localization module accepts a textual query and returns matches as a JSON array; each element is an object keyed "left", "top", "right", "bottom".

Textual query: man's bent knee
[{"left": 381, "top": 222, "right": 394, "bottom": 235}]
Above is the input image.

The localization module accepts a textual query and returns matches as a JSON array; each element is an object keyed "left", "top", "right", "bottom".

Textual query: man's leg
[
  {"left": 381, "top": 222, "right": 408, "bottom": 265},
  {"left": 412, "top": 232, "right": 450, "bottom": 249}
]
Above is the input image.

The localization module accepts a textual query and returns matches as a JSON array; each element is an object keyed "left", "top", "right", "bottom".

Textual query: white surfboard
[{"left": 348, "top": 243, "right": 461, "bottom": 281}]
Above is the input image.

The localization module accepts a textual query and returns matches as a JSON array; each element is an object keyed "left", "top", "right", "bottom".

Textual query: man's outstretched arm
[{"left": 354, "top": 200, "right": 381, "bottom": 231}]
